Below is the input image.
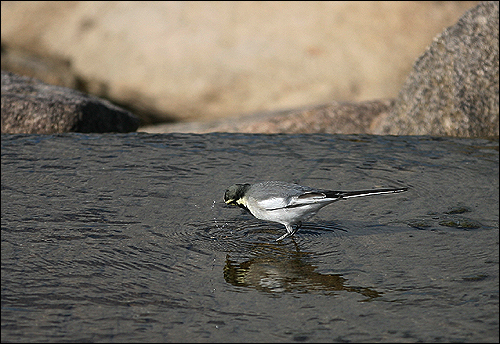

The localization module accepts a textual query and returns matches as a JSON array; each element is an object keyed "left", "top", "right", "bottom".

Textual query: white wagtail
[{"left": 224, "top": 181, "right": 408, "bottom": 241}]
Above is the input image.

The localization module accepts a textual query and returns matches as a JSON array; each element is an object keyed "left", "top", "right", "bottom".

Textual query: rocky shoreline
[{"left": 2, "top": 2, "right": 498, "bottom": 137}]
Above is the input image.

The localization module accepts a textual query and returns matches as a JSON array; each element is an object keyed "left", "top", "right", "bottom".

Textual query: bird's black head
[{"left": 224, "top": 183, "right": 251, "bottom": 206}]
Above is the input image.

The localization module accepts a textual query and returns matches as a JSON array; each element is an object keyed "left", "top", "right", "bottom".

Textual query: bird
[{"left": 224, "top": 181, "right": 408, "bottom": 241}]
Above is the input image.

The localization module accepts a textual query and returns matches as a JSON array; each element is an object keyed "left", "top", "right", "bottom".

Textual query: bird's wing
[
  {"left": 287, "top": 191, "right": 341, "bottom": 207},
  {"left": 250, "top": 184, "right": 342, "bottom": 210}
]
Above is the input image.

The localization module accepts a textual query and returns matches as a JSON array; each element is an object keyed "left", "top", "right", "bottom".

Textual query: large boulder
[
  {"left": 1, "top": 71, "right": 139, "bottom": 134},
  {"left": 375, "top": 1, "right": 499, "bottom": 137}
]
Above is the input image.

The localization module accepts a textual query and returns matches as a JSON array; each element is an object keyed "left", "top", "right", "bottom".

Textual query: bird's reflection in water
[{"left": 223, "top": 240, "right": 381, "bottom": 301}]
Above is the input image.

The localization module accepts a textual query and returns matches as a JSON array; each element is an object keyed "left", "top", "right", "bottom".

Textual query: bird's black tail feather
[{"left": 325, "top": 187, "right": 408, "bottom": 199}]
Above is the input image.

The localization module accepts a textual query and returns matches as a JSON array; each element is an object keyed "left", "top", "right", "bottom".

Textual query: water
[{"left": 1, "top": 133, "right": 498, "bottom": 342}]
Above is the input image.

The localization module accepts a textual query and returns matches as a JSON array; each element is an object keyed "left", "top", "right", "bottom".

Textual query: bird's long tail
[{"left": 325, "top": 187, "right": 408, "bottom": 199}]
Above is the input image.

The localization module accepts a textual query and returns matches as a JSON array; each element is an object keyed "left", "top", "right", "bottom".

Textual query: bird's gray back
[{"left": 247, "top": 181, "right": 317, "bottom": 199}]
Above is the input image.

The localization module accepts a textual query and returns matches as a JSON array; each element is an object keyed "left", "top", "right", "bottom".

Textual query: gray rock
[
  {"left": 138, "top": 99, "right": 394, "bottom": 134},
  {"left": 375, "top": 1, "right": 499, "bottom": 137},
  {"left": 1, "top": 71, "right": 139, "bottom": 134}
]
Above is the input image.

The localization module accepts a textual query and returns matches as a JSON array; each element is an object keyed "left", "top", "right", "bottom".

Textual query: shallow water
[{"left": 1, "top": 133, "right": 498, "bottom": 342}]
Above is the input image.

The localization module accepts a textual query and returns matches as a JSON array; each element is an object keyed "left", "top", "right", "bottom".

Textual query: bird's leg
[
  {"left": 276, "top": 223, "right": 294, "bottom": 241},
  {"left": 275, "top": 222, "right": 302, "bottom": 241},
  {"left": 290, "top": 222, "right": 302, "bottom": 236},
  {"left": 275, "top": 232, "right": 291, "bottom": 241}
]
